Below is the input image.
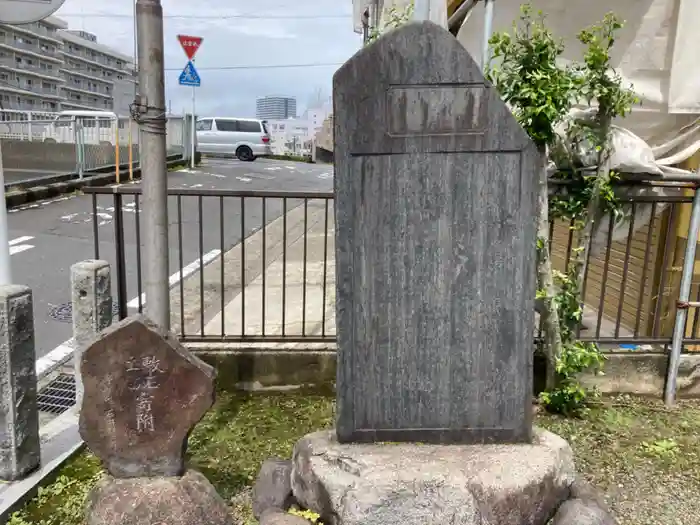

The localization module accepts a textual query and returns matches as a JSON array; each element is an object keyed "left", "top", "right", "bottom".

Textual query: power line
[
  {"left": 59, "top": 12, "right": 352, "bottom": 20},
  {"left": 164, "top": 62, "right": 343, "bottom": 71}
]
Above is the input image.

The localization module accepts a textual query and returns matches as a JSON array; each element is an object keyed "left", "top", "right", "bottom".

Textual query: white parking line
[
  {"left": 9, "top": 236, "right": 34, "bottom": 255},
  {"left": 127, "top": 249, "right": 221, "bottom": 308},
  {"left": 35, "top": 248, "right": 223, "bottom": 381}
]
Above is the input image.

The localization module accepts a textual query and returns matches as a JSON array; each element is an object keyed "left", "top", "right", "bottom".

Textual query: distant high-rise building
[{"left": 256, "top": 96, "right": 296, "bottom": 120}]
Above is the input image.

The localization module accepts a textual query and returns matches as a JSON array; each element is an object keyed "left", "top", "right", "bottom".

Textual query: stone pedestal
[
  {"left": 291, "top": 428, "right": 578, "bottom": 525},
  {"left": 85, "top": 469, "right": 233, "bottom": 525},
  {"left": 0, "top": 285, "right": 40, "bottom": 481}
]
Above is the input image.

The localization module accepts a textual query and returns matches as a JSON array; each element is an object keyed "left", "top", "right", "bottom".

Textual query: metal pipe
[
  {"left": 447, "top": 0, "right": 478, "bottom": 32},
  {"left": 481, "top": 0, "right": 495, "bottom": 70},
  {"left": 136, "top": 0, "right": 170, "bottom": 330},
  {"left": 0, "top": 142, "right": 12, "bottom": 284},
  {"left": 414, "top": 0, "right": 430, "bottom": 21},
  {"left": 665, "top": 178, "right": 700, "bottom": 406}
]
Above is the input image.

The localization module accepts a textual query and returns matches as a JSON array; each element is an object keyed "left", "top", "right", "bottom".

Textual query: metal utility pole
[
  {"left": 0, "top": 0, "right": 68, "bottom": 285},
  {"left": 135, "top": 0, "right": 170, "bottom": 329},
  {"left": 0, "top": 144, "right": 11, "bottom": 284}
]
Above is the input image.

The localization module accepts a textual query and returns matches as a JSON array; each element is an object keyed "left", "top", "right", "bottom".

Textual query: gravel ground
[{"left": 537, "top": 395, "right": 700, "bottom": 525}]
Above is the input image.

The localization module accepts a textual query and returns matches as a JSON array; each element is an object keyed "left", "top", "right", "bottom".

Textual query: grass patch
[
  {"left": 536, "top": 395, "right": 700, "bottom": 525},
  {"left": 9, "top": 394, "right": 699, "bottom": 525},
  {"left": 8, "top": 390, "right": 334, "bottom": 525}
]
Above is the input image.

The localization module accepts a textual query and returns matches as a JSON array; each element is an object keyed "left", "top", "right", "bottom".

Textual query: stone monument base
[
  {"left": 85, "top": 469, "right": 233, "bottom": 525},
  {"left": 290, "top": 428, "right": 615, "bottom": 525}
]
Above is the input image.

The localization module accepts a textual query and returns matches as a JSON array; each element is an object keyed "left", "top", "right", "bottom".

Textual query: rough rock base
[
  {"left": 291, "top": 428, "right": 578, "bottom": 525},
  {"left": 85, "top": 469, "right": 233, "bottom": 525}
]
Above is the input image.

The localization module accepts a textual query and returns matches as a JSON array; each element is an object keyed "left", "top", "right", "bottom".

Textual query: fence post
[
  {"left": 71, "top": 260, "right": 112, "bottom": 408},
  {"left": 0, "top": 285, "right": 40, "bottom": 481}
]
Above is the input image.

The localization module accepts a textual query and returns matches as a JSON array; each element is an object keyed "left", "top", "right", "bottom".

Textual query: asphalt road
[{"left": 8, "top": 157, "right": 334, "bottom": 359}]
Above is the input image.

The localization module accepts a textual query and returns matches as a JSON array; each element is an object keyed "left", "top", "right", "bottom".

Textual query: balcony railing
[
  {"left": 63, "top": 83, "right": 112, "bottom": 98},
  {"left": 0, "top": 37, "right": 62, "bottom": 61},
  {"left": 2, "top": 23, "right": 62, "bottom": 44},
  {"left": 60, "top": 66, "right": 114, "bottom": 84},
  {"left": 61, "top": 49, "right": 126, "bottom": 72},
  {"left": 0, "top": 80, "right": 61, "bottom": 97},
  {"left": 0, "top": 58, "right": 62, "bottom": 78}
]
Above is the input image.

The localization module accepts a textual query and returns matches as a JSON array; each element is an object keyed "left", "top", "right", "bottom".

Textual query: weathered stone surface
[
  {"left": 85, "top": 469, "right": 233, "bottom": 525},
  {"left": 550, "top": 499, "right": 617, "bottom": 525},
  {"left": 291, "top": 428, "right": 575, "bottom": 525},
  {"left": 260, "top": 510, "right": 313, "bottom": 525},
  {"left": 569, "top": 477, "right": 613, "bottom": 513},
  {"left": 0, "top": 285, "right": 40, "bottom": 481},
  {"left": 78, "top": 315, "right": 216, "bottom": 478},
  {"left": 253, "top": 458, "right": 295, "bottom": 519},
  {"left": 333, "top": 20, "right": 538, "bottom": 444},
  {"left": 71, "top": 259, "right": 112, "bottom": 406}
]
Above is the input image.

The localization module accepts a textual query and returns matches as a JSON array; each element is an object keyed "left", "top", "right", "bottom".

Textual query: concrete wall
[{"left": 2, "top": 139, "right": 138, "bottom": 174}]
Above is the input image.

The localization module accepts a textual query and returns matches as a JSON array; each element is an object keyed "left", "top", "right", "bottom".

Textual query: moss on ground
[
  {"left": 8, "top": 390, "right": 334, "bottom": 525},
  {"left": 536, "top": 395, "right": 700, "bottom": 525},
  {"left": 8, "top": 393, "right": 699, "bottom": 525}
]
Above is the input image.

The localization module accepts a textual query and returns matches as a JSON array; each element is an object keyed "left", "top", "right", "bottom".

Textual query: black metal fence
[
  {"left": 85, "top": 183, "right": 700, "bottom": 352},
  {"left": 85, "top": 186, "right": 335, "bottom": 343}
]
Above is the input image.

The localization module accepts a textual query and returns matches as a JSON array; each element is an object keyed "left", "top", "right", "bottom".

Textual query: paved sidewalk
[{"left": 203, "top": 202, "right": 336, "bottom": 341}]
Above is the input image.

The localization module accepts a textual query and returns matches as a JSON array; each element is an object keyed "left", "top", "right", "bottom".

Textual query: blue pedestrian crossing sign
[{"left": 179, "top": 61, "right": 201, "bottom": 87}]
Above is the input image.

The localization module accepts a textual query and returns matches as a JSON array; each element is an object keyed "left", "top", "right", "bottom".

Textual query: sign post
[
  {"left": 0, "top": 0, "right": 67, "bottom": 286},
  {"left": 177, "top": 35, "right": 202, "bottom": 169}
]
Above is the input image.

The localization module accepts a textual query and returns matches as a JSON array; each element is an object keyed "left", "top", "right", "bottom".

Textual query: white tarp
[
  {"left": 455, "top": 0, "right": 700, "bottom": 160},
  {"left": 350, "top": 0, "right": 700, "bottom": 166}
]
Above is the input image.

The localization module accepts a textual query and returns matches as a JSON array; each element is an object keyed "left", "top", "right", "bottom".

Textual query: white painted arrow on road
[{"left": 9, "top": 236, "right": 34, "bottom": 255}]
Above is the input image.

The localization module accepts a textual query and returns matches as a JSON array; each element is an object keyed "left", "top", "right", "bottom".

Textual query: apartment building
[
  {"left": 0, "top": 16, "right": 67, "bottom": 113},
  {"left": 256, "top": 96, "right": 297, "bottom": 120},
  {"left": 59, "top": 29, "right": 137, "bottom": 114},
  {"left": 0, "top": 17, "right": 137, "bottom": 116}
]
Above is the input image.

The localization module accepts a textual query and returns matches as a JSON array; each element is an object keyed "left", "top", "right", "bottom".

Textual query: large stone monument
[
  {"left": 287, "top": 21, "right": 618, "bottom": 525},
  {"left": 79, "top": 315, "right": 233, "bottom": 525}
]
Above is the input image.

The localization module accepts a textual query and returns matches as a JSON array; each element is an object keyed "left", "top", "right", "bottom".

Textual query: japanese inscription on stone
[
  {"left": 333, "top": 21, "right": 539, "bottom": 445},
  {"left": 79, "top": 315, "right": 216, "bottom": 478}
]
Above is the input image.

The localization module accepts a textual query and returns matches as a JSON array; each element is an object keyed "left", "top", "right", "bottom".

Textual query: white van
[
  {"left": 195, "top": 117, "right": 272, "bottom": 161},
  {"left": 42, "top": 110, "right": 125, "bottom": 146}
]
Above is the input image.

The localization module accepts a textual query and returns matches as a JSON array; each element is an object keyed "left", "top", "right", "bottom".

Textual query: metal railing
[
  {"left": 84, "top": 182, "right": 700, "bottom": 352},
  {"left": 0, "top": 110, "right": 188, "bottom": 179},
  {"left": 86, "top": 187, "right": 336, "bottom": 343}
]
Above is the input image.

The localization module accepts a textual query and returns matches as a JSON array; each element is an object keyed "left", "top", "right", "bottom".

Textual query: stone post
[
  {"left": 0, "top": 285, "right": 40, "bottom": 480},
  {"left": 71, "top": 260, "right": 112, "bottom": 408}
]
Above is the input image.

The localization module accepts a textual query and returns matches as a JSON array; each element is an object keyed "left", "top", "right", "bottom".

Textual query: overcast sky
[{"left": 54, "top": 0, "right": 363, "bottom": 117}]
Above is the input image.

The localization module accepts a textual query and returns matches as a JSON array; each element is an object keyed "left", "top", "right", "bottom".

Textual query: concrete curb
[
  {"left": 0, "top": 408, "right": 83, "bottom": 523},
  {"left": 5, "top": 154, "right": 188, "bottom": 210}
]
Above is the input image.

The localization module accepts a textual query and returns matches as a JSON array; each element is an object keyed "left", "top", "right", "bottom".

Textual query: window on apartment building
[{"left": 117, "top": 75, "right": 123, "bottom": 80}]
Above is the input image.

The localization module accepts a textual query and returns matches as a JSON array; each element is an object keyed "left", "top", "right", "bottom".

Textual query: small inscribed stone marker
[{"left": 79, "top": 315, "right": 216, "bottom": 478}]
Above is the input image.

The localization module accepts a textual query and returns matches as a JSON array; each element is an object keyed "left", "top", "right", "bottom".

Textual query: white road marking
[
  {"left": 9, "top": 236, "right": 33, "bottom": 245},
  {"left": 9, "top": 236, "right": 34, "bottom": 255},
  {"left": 265, "top": 167, "right": 282, "bottom": 171},
  {"left": 37, "top": 248, "right": 224, "bottom": 380},
  {"left": 127, "top": 249, "right": 222, "bottom": 308},
  {"left": 236, "top": 176, "right": 252, "bottom": 182},
  {"left": 318, "top": 172, "right": 333, "bottom": 179}
]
